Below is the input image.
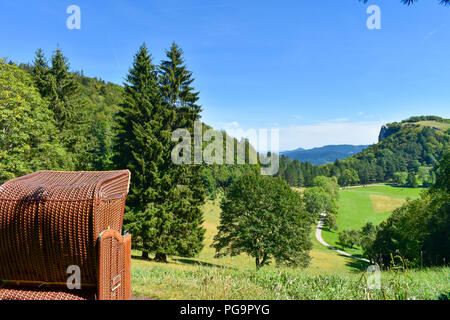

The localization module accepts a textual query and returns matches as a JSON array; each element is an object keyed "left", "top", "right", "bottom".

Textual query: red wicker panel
[
  {"left": 95, "top": 198, "right": 127, "bottom": 236},
  {"left": 98, "top": 230, "right": 129, "bottom": 300},
  {"left": 0, "top": 170, "right": 130, "bottom": 286},
  {"left": 124, "top": 234, "right": 132, "bottom": 300},
  {"left": 0, "top": 286, "right": 96, "bottom": 300}
]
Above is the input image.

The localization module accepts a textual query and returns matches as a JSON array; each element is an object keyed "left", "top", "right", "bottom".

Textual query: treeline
[
  {"left": 3, "top": 49, "right": 124, "bottom": 180},
  {"left": 276, "top": 157, "right": 328, "bottom": 187},
  {"left": 402, "top": 115, "right": 450, "bottom": 124},
  {"left": 277, "top": 123, "right": 449, "bottom": 188}
]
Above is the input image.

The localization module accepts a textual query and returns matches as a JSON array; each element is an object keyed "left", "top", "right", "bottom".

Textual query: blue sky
[{"left": 1, "top": 0, "right": 450, "bottom": 150}]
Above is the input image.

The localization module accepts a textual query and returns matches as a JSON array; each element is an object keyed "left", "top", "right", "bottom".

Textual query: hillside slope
[{"left": 326, "top": 116, "right": 450, "bottom": 184}]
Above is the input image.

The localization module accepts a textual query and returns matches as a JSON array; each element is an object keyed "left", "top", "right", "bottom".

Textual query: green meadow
[
  {"left": 415, "top": 120, "right": 450, "bottom": 131},
  {"left": 321, "top": 185, "right": 424, "bottom": 257},
  {"left": 130, "top": 185, "right": 450, "bottom": 300}
]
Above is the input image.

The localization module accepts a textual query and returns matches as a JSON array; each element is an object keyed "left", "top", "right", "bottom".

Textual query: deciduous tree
[
  {"left": 0, "top": 61, "right": 69, "bottom": 182},
  {"left": 213, "top": 174, "right": 312, "bottom": 270}
]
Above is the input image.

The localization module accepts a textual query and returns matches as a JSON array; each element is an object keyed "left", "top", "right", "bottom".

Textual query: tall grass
[
  {"left": 130, "top": 194, "right": 449, "bottom": 300},
  {"left": 131, "top": 263, "right": 449, "bottom": 300}
]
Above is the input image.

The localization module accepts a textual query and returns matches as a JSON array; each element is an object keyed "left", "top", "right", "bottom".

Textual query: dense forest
[
  {"left": 4, "top": 50, "right": 448, "bottom": 193},
  {"left": 2, "top": 52, "right": 124, "bottom": 180},
  {"left": 2, "top": 49, "right": 258, "bottom": 190},
  {"left": 0, "top": 45, "right": 259, "bottom": 261}
]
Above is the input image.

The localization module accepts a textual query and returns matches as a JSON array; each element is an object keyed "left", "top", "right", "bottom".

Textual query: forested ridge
[
  {"left": 7, "top": 50, "right": 448, "bottom": 192},
  {"left": 278, "top": 117, "right": 450, "bottom": 188},
  {"left": 1, "top": 45, "right": 258, "bottom": 261},
  {"left": 8, "top": 54, "right": 124, "bottom": 175},
  {"left": 3, "top": 50, "right": 258, "bottom": 191}
]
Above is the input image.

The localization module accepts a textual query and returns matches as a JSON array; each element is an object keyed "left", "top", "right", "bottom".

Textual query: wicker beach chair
[{"left": 0, "top": 170, "right": 132, "bottom": 300}]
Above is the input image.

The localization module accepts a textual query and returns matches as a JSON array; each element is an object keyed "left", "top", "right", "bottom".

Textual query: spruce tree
[
  {"left": 159, "top": 42, "right": 202, "bottom": 125},
  {"left": 114, "top": 43, "right": 179, "bottom": 261},
  {"left": 31, "top": 48, "right": 92, "bottom": 170},
  {"left": 158, "top": 42, "right": 206, "bottom": 258},
  {"left": 32, "top": 48, "right": 50, "bottom": 97},
  {"left": 48, "top": 48, "right": 81, "bottom": 129}
]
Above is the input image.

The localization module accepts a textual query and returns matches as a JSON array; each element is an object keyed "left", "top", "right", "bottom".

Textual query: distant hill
[
  {"left": 277, "top": 116, "right": 450, "bottom": 187},
  {"left": 379, "top": 116, "right": 450, "bottom": 142},
  {"left": 326, "top": 116, "right": 450, "bottom": 184},
  {"left": 280, "top": 145, "right": 369, "bottom": 166}
]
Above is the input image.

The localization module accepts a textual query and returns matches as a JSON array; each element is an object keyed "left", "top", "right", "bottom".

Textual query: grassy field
[
  {"left": 130, "top": 185, "right": 450, "bottom": 299},
  {"left": 131, "top": 258, "right": 449, "bottom": 300},
  {"left": 193, "top": 197, "right": 371, "bottom": 274},
  {"left": 131, "top": 198, "right": 361, "bottom": 274},
  {"left": 415, "top": 120, "right": 450, "bottom": 131},
  {"left": 321, "top": 185, "right": 424, "bottom": 257}
]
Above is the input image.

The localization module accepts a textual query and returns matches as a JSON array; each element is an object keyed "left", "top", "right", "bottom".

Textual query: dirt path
[{"left": 315, "top": 212, "right": 370, "bottom": 263}]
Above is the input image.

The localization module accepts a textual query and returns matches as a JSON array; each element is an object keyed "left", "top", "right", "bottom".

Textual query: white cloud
[
  {"left": 424, "top": 29, "right": 438, "bottom": 40},
  {"left": 357, "top": 112, "right": 376, "bottom": 119},
  {"left": 211, "top": 119, "right": 386, "bottom": 152},
  {"left": 216, "top": 119, "right": 386, "bottom": 151},
  {"left": 222, "top": 121, "right": 240, "bottom": 129},
  {"left": 330, "top": 117, "right": 349, "bottom": 122},
  {"left": 278, "top": 121, "right": 384, "bottom": 151}
]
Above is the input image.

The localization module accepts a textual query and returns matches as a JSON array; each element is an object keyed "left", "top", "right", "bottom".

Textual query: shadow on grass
[
  {"left": 385, "top": 183, "right": 428, "bottom": 189},
  {"left": 438, "top": 292, "right": 449, "bottom": 300},
  {"left": 172, "top": 258, "right": 230, "bottom": 269},
  {"left": 334, "top": 247, "right": 372, "bottom": 272},
  {"left": 344, "top": 257, "right": 371, "bottom": 272},
  {"left": 131, "top": 254, "right": 153, "bottom": 261},
  {"left": 131, "top": 253, "right": 231, "bottom": 269}
]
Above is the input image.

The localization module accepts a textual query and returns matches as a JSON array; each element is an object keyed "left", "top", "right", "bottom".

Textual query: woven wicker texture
[
  {"left": 97, "top": 230, "right": 131, "bottom": 300},
  {"left": 0, "top": 170, "right": 130, "bottom": 286},
  {"left": 0, "top": 285, "right": 96, "bottom": 300}
]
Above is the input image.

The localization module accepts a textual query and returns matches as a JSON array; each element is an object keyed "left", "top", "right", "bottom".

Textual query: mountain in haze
[{"left": 280, "top": 144, "right": 369, "bottom": 166}]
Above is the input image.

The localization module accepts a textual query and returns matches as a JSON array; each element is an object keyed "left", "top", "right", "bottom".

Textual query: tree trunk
[
  {"left": 261, "top": 253, "right": 268, "bottom": 268},
  {"left": 255, "top": 257, "right": 260, "bottom": 270},
  {"left": 142, "top": 251, "right": 149, "bottom": 260},
  {"left": 154, "top": 252, "right": 168, "bottom": 263}
]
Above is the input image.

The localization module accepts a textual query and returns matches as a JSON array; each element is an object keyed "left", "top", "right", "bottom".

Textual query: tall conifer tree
[
  {"left": 32, "top": 48, "right": 92, "bottom": 170},
  {"left": 115, "top": 43, "right": 206, "bottom": 262},
  {"left": 159, "top": 42, "right": 206, "bottom": 258},
  {"left": 48, "top": 48, "right": 81, "bottom": 129},
  {"left": 114, "top": 44, "right": 179, "bottom": 261},
  {"left": 32, "top": 48, "right": 50, "bottom": 97}
]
